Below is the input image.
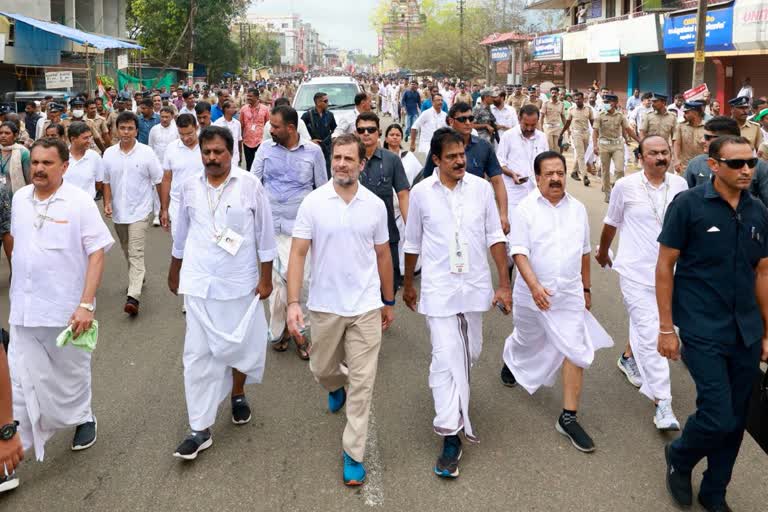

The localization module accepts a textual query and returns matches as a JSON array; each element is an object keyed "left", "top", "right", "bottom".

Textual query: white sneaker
[
  {"left": 0, "top": 472, "right": 19, "bottom": 493},
  {"left": 617, "top": 355, "right": 642, "bottom": 388},
  {"left": 153, "top": 214, "right": 161, "bottom": 226},
  {"left": 654, "top": 399, "right": 681, "bottom": 431}
]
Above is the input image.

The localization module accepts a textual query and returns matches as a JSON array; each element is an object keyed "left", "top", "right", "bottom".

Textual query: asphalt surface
[{"left": 1, "top": 137, "right": 766, "bottom": 511}]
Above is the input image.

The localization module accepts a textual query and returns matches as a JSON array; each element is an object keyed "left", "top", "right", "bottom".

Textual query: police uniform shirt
[
  {"left": 507, "top": 93, "right": 526, "bottom": 111},
  {"left": 658, "top": 179, "right": 768, "bottom": 345},
  {"left": 541, "top": 100, "right": 564, "bottom": 132},
  {"left": 594, "top": 110, "right": 628, "bottom": 141},
  {"left": 673, "top": 121, "right": 705, "bottom": 169},
  {"left": 360, "top": 148, "right": 410, "bottom": 244},
  {"left": 740, "top": 120, "right": 763, "bottom": 152},
  {"left": 566, "top": 105, "right": 593, "bottom": 134},
  {"left": 524, "top": 96, "right": 543, "bottom": 110},
  {"left": 640, "top": 110, "right": 677, "bottom": 141}
]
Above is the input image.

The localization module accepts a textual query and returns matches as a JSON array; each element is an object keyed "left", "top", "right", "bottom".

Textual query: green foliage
[{"left": 231, "top": 25, "right": 282, "bottom": 70}]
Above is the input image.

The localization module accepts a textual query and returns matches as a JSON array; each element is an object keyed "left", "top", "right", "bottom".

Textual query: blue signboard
[
  {"left": 532, "top": 34, "right": 562, "bottom": 61},
  {"left": 663, "top": 5, "right": 734, "bottom": 53},
  {"left": 490, "top": 47, "right": 510, "bottom": 61}
]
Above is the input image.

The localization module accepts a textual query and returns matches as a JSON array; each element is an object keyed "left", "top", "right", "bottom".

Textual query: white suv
[{"left": 292, "top": 76, "right": 362, "bottom": 120}]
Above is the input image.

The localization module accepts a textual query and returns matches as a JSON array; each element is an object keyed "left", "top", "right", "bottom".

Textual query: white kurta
[
  {"left": 495, "top": 126, "right": 547, "bottom": 226},
  {"left": 412, "top": 108, "right": 448, "bottom": 154},
  {"left": 504, "top": 189, "right": 612, "bottom": 394},
  {"left": 9, "top": 182, "right": 114, "bottom": 460},
  {"left": 172, "top": 167, "right": 277, "bottom": 430}
]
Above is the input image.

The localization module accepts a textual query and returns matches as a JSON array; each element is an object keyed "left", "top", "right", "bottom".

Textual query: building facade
[{"left": 245, "top": 13, "right": 325, "bottom": 72}]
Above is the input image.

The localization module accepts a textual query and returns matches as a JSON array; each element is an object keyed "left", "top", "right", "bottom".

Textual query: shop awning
[{"left": 0, "top": 11, "right": 143, "bottom": 50}]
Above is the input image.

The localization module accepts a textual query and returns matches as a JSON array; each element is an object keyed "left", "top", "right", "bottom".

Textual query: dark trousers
[
  {"left": 243, "top": 144, "right": 259, "bottom": 172},
  {"left": 390, "top": 242, "right": 402, "bottom": 291},
  {"left": 670, "top": 333, "right": 761, "bottom": 505}
]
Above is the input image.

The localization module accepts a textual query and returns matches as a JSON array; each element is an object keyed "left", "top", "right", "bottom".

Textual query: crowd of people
[{"left": 0, "top": 74, "right": 767, "bottom": 512}]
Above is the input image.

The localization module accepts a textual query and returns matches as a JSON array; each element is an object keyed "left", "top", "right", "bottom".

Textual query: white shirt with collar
[
  {"left": 148, "top": 121, "right": 178, "bottom": 163},
  {"left": 292, "top": 181, "right": 389, "bottom": 317},
  {"left": 171, "top": 167, "right": 277, "bottom": 300},
  {"left": 65, "top": 149, "right": 104, "bottom": 199},
  {"left": 604, "top": 171, "right": 688, "bottom": 287},
  {"left": 491, "top": 104, "right": 519, "bottom": 133},
  {"left": 508, "top": 189, "right": 591, "bottom": 310},
  {"left": 9, "top": 182, "right": 114, "bottom": 327},
  {"left": 403, "top": 172, "right": 506, "bottom": 317},
  {"left": 162, "top": 139, "right": 204, "bottom": 209},
  {"left": 179, "top": 105, "right": 196, "bottom": 116},
  {"left": 102, "top": 141, "right": 163, "bottom": 224},
  {"left": 213, "top": 116, "right": 243, "bottom": 165},
  {"left": 412, "top": 108, "right": 448, "bottom": 154},
  {"left": 333, "top": 107, "right": 363, "bottom": 137},
  {"left": 495, "top": 125, "right": 548, "bottom": 203},
  {"left": 261, "top": 119, "right": 312, "bottom": 144}
]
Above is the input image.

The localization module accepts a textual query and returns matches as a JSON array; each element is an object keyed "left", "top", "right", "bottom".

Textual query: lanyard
[
  {"left": 206, "top": 178, "right": 232, "bottom": 236},
  {"left": 642, "top": 175, "right": 669, "bottom": 227},
  {"left": 440, "top": 179, "right": 465, "bottom": 254}
]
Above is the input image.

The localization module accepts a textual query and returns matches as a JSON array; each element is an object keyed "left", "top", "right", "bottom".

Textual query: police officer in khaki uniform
[
  {"left": 525, "top": 85, "right": 543, "bottom": 111},
  {"left": 541, "top": 87, "right": 566, "bottom": 153},
  {"left": 639, "top": 93, "right": 677, "bottom": 144},
  {"left": 507, "top": 85, "right": 527, "bottom": 112},
  {"left": 673, "top": 101, "right": 706, "bottom": 174},
  {"left": 559, "top": 91, "right": 593, "bottom": 185},
  {"left": 729, "top": 95, "right": 763, "bottom": 152},
  {"left": 593, "top": 94, "right": 639, "bottom": 202}
]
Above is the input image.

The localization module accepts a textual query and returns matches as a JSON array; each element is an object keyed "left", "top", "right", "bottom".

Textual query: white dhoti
[
  {"left": 268, "top": 233, "right": 310, "bottom": 342},
  {"left": 620, "top": 276, "right": 671, "bottom": 401},
  {"left": 9, "top": 325, "right": 93, "bottom": 461},
  {"left": 503, "top": 305, "right": 613, "bottom": 395},
  {"left": 183, "top": 292, "right": 268, "bottom": 431},
  {"left": 426, "top": 312, "right": 483, "bottom": 442}
]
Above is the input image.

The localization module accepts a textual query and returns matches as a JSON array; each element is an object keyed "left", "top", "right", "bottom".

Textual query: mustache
[
  {"left": 34, "top": 172, "right": 48, "bottom": 178},
  {"left": 548, "top": 182, "right": 562, "bottom": 188},
  {"left": 655, "top": 160, "right": 668, "bottom": 166}
]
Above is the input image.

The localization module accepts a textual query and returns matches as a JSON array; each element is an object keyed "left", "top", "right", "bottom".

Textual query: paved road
[{"left": 1, "top": 144, "right": 766, "bottom": 511}]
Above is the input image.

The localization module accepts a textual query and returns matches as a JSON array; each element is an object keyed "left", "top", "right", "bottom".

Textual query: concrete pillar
[
  {"left": 75, "top": 0, "right": 94, "bottom": 32},
  {"left": 93, "top": 0, "right": 104, "bottom": 33},
  {"left": 103, "top": 0, "right": 118, "bottom": 37},
  {"left": 64, "top": 0, "right": 76, "bottom": 28},
  {"left": 565, "top": 61, "right": 571, "bottom": 90},
  {"left": 118, "top": 0, "right": 127, "bottom": 38}
]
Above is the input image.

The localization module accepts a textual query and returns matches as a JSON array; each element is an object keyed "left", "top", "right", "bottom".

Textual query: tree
[
  {"left": 127, "top": 0, "right": 247, "bottom": 81},
  {"left": 230, "top": 25, "right": 282, "bottom": 70}
]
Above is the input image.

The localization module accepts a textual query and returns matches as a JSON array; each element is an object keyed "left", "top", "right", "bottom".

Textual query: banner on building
[
  {"left": 117, "top": 54, "right": 129, "bottom": 70},
  {"left": 663, "top": 5, "right": 734, "bottom": 53},
  {"left": 532, "top": 35, "right": 563, "bottom": 61},
  {"left": 587, "top": 22, "right": 620, "bottom": 63},
  {"left": 683, "top": 83, "right": 709, "bottom": 101},
  {"left": 490, "top": 46, "right": 511, "bottom": 61},
  {"left": 45, "top": 71, "right": 73, "bottom": 89},
  {"left": 733, "top": 0, "right": 768, "bottom": 50}
]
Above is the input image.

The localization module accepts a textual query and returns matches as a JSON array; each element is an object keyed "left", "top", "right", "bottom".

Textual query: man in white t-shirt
[
  {"left": 148, "top": 106, "right": 178, "bottom": 225},
  {"left": 212, "top": 99, "right": 243, "bottom": 167},
  {"left": 64, "top": 121, "right": 104, "bottom": 199},
  {"left": 410, "top": 94, "right": 448, "bottom": 154}
]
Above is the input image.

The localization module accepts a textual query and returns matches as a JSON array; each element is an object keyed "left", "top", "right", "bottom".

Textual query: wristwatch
[
  {"left": 79, "top": 302, "right": 95, "bottom": 312},
  {"left": 0, "top": 421, "right": 19, "bottom": 441},
  {"left": 382, "top": 298, "right": 396, "bottom": 306}
]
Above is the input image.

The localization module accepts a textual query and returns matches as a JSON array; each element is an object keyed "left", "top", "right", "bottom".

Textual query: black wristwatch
[{"left": 0, "top": 421, "right": 19, "bottom": 441}]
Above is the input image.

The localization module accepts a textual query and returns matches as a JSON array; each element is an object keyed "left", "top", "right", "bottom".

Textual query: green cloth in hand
[{"left": 56, "top": 320, "right": 99, "bottom": 352}]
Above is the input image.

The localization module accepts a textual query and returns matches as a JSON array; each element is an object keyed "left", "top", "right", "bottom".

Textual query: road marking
[{"left": 362, "top": 403, "right": 384, "bottom": 507}]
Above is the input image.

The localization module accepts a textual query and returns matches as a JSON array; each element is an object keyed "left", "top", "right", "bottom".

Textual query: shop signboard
[
  {"left": 587, "top": 22, "right": 620, "bottom": 63},
  {"left": 117, "top": 54, "right": 129, "bottom": 70},
  {"left": 45, "top": 71, "right": 73, "bottom": 89},
  {"left": 733, "top": 0, "right": 768, "bottom": 50},
  {"left": 532, "top": 35, "right": 562, "bottom": 61},
  {"left": 683, "top": 83, "right": 709, "bottom": 101},
  {"left": 563, "top": 31, "right": 588, "bottom": 61},
  {"left": 490, "top": 46, "right": 511, "bottom": 61},
  {"left": 663, "top": 5, "right": 734, "bottom": 53}
]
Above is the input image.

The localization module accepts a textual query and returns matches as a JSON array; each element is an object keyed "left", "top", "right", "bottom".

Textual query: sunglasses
[
  {"left": 356, "top": 126, "right": 378, "bottom": 134},
  {"left": 714, "top": 157, "right": 758, "bottom": 169},
  {"left": 703, "top": 134, "right": 720, "bottom": 141},
  {"left": 453, "top": 115, "right": 475, "bottom": 123}
]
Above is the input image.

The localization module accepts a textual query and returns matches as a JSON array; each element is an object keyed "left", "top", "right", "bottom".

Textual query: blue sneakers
[
  {"left": 328, "top": 387, "right": 346, "bottom": 413},
  {"left": 434, "top": 435, "right": 462, "bottom": 478},
  {"left": 343, "top": 451, "right": 366, "bottom": 486}
]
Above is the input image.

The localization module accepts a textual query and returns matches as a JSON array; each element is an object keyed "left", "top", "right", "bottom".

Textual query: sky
[{"left": 248, "top": 0, "right": 381, "bottom": 54}]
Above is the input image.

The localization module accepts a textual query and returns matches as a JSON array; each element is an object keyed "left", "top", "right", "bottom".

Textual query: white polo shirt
[
  {"left": 292, "top": 181, "right": 389, "bottom": 316},
  {"left": 65, "top": 149, "right": 104, "bottom": 199},
  {"left": 9, "top": 182, "right": 114, "bottom": 327},
  {"left": 604, "top": 171, "right": 688, "bottom": 287},
  {"left": 213, "top": 116, "right": 242, "bottom": 165},
  {"left": 496, "top": 125, "right": 548, "bottom": 204},
  {"left": 102, "top": 141, "right": 163, "bottom": 224},
  {"left": 162, "top": 139, "right": 204, "bottom": 208},
  {"left": 403, "top": 172, "right": 506, "bottom": 317},
  {"left": 148, "top": 121, "right": 178, "bottom": 163},
  {"left": 412, "top": 108, "right": 448, "bottom": 154}
]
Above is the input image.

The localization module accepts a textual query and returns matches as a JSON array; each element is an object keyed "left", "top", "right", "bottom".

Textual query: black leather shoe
[
  {"left": 698, "top": 495, "right": 733, "bottom": 512},
  {"left": 665, "top": 443, "right": 692, "bottom": 508},
  {"left": 500, "top": 364, "right": 517, "bottom": 387}
]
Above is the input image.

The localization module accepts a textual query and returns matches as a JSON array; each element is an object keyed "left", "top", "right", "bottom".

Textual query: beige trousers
[
  {"left": 309, "top": 309, "right": 382, "bottom": 462},
  {"left": 599, "top": 143, "right": 625, "bottom": 195},
  {"left": 572, "top": 132, "right": 590, "bottom": 176},
  {"left": 546, "top": 129, "right": 561, "bottom": 153},
  {"left": 114, "top": 213, "right": 151, "bottom": 299}
]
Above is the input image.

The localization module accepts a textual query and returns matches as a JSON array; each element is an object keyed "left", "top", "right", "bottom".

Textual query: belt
[{"left": 598, "top": 137, "right": 623, "bottom": 144}]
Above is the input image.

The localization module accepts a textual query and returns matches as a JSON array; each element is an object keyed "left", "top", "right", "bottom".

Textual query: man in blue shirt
[
  {"left": 421, "top": 86, "right": 448, "bottom": 114},
  {"left": 137, "top": 98, "right": 160, "bottom": 145},
  {"left": 401, "top": 81, "right": 421, "bottom": 142},
  {"left": 657, "top": 135, "right": 768, "bottom": 511},
  {"left": 210, "top": 89, "right": 229, "bottom": 123}
]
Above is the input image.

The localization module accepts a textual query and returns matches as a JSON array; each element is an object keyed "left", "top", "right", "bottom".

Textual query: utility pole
[
  {"left": 691, "top": 0, "right": 707, "bottom": 88},
  {"left": 458, "top": 0, "right": 465, "bottom": 79},
  {"left": 187, "top": 0, "right": 196, "bottom": 87}
]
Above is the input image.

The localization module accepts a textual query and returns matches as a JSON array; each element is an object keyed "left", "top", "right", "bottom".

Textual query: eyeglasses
[
  {"left": 714, "top": 157, "right": 758, "bottom": 169},
  {"left": 356, "top": 126, "right": 378, "bottom": 134},
  {"left": 453, "top": 115, "right": 475, "bottom": 123},
  {"left": 319, "top": 99, "right": 329, "bottom": 103}
]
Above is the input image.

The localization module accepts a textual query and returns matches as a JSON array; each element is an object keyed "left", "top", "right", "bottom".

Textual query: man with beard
[
  {"left": 195, "top": 101, "right": 212, "bottom": 131},
  {"left": 403, "top": 127, "right": 511, "bottom": 479},
  {"left": 252, "top": 105, "right": 326, "bottom": 360},
  {"left": 168, "top": 126, "right": 276, "bottom": 460},
  {"left": 559, "top": 92, "right": 594, "bottom": 185},
  {"left": 501, "top": 151, "right": 613, "bottom": 453},
  {"left": 541, "top": 87, "right": 566, "bottom": 153},
  {"left": 239, "top": 88, "right": 270, "bottom": 172},
  {"left": 5, "top": 137, "right": 113, "bottom": 488},
  {"left": 729, "top": 96, "right": 763, "bottom": 152},
  {"left": 286, "top": 134, "right": 395, "bottom": 486},
  {"left": 596, "top": 136, "right": 687, "bottom": 430},
  {"left": 593, "top": 94, "right": 640, "bottom": 203},
  {"left": 639, "top": 93, "right": 677, "bottom": 146}
]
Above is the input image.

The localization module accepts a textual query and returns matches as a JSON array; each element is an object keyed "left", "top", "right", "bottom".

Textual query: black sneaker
[
  {"left": 0, "top": 472, "right": 19, "bottom": 493},
  {"left": 72, "top": 416, "right": 97, "bottom": 451},
  {"left": 584, "top": 175, "right": 590, "bottom": 187},
  {"left": 665, "top": 443, "right": 692, "bottom": 508},
  {"left": 698, "top": 494, "right": 732, "bottom": 512},
  {"left": 570, "top": 171, "right": 581, "bottom": 181},
  {"left": 434, "top": 435, "right": 462, "bottom": 478},
  {"left": 124, "top": 296, "right": 139, "bottom": 316},
  {"left": 173, "top": 430, "right": 212, "bottom": 460},
  {"left": 500, "top": 364, "right": 517, "bottom": 388},
  {"left": 231, "top": 395, "right": 252, "bottom": 425},
  {"left": 556, "top": 412, "right": 595, "bottom": 453}
]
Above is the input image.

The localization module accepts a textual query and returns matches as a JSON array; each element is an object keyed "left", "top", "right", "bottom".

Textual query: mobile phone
[
  {"left": 496, "top": 302, "right": 509, "bottom": 314},
  {"left": 517, "top": 177, "right": 529, "bottom": 184}
]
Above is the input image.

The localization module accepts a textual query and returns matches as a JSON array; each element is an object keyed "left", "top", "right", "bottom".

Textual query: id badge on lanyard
[
  {"left": 209, "top": 180, "right": 243, "bottom": 256},
  {"left": 445, "top": 185, "right": 469, "bottom": 274}
]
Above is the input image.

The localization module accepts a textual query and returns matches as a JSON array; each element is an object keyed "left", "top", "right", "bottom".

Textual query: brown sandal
[
  {"left": 271, "top": 330, "right": 290, "bottom": 352},
  {"left": 295, "top": 338, "right": 311, "bottom": 360}
]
